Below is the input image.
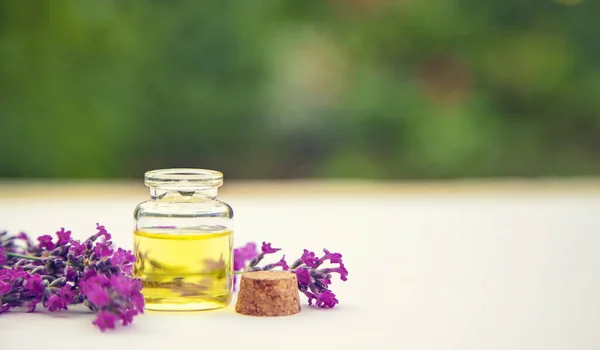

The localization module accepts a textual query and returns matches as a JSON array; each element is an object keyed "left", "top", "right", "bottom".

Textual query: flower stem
[
  {"left": 6, "top": 252, "right": 42, "bottom": 261},
  {"left": 234, "top": 266, "right": 298, "bottom": 275}
]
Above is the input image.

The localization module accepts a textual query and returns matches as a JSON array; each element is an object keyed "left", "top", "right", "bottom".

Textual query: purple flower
[
  {"left": 61, "top": 284, "right": 76, "bottom": 298},
  {"left": 130, "top": 278, "right": 143, "bottom": 293},
  {"left": 277, "top": 255, "right": 289, "bottom": 270},
  {"left": 55, "top": 228, "right": 72, "bottom": 246},
  {"left": 0, "top": 280, "right": 11, "bottom": 295},
  {"left": 237, "top": 243, "right": 349, "bottom": 309},
  {"left": 69, "top": 240, "right": 86, "bottom": 256},
  {"left": 1, "top": 268, "right": 46, "bottom": 313},
  {"left": 0, "top": 247, "right": 5, "bottom": 266},
  {"left": 65, "top": 266, "right": 77, "bottom": 282},
  {"left": 319, "top": 249, "right": 343, "bottom": 265},
  {"left": 233, "top": 242, "right": 258, "bottom": 271},
  {"left": 130, "top": 292, "right": 145, "bottom": 311},
  {"left": 94, "top": 223, "right": 111, "bottom": 241},
  {"left": 92, "top": 311, "right": 119, "bottom": 332},
  {"left": 93, "top": 242, "right": 113, "bottom": 258},
  {"left": 300, "top": 249, "right": 319, "bottom": 268},
  {"left": 80, "top": 278, "right": 110, "bottom": 307},
  {"left": 110, "top": 248, "right": 135, "bottom": 265},
  {"left": 232, "top": 242, "right": 258, "bottom": 289},
  {"left": 293, "top": 268, "right": 311, "bottom": 286},
  {"left": 109, "top": 274, "right": 135, "bottom": 295},
  {"left": 261, "top": 242, "right": 280, "bottom": 254},
  {"left": 80, "top": 270, "right": 144, "bottom": 330},
  {"left": 17, "top": 232, "right": 30, "bottom": 241},
  {"left": 302, "top": 289, "right": 317, "bottom": 306},
  {"left": 262, "top": 255, "right": 289, "bottom": 271},
  {"left": 315, "top": 290, "right": 338, "bottom": 309},
  {"left": 87, "top": 288, "right": 110, "bottom": 307},
  {"left": 120, "top": 309, "right": 138, "bottom": 326},
  {"left": 46, "top": 294, "right": 69, "bottom": 312},
  {"left": 90, "top": 273, "right": 110, "bottom": 286},
  {"left": 320, "top": 264, "right": 348, "bottom": 281},
  {"left": 0, "top": 224, "right": 144, "bottom": 331},
  {"left": 110, "top": 248, "right": 135, "bottom": 274},
  {"left": 37, "top": 235, "right": 55, "bottom": 250},
  {"left": 24, "top": 274, "right": 44, "bottom": 294},
  {"left": 0, "top": 268, "right": 21, "bottom": 281}
]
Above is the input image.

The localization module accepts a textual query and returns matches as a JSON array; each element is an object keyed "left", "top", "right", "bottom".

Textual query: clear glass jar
[{"left": 133, "top": 168, "right": 234, "bottom": 311}]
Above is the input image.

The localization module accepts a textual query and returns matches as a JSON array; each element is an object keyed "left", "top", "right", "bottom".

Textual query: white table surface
[{"left": 1, "top": 187, "right": 600, "bottom": 349}]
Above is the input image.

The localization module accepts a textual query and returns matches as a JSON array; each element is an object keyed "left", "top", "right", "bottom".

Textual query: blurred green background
[{"left": 1, "top": 0, "right": 599, "bottom": 179}]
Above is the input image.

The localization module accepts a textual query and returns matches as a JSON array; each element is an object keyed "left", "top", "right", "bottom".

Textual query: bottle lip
[{"left": 144, "top": 168, "right": 223, "bottom": 189}]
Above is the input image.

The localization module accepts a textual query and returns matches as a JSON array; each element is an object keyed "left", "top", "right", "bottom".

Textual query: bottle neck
[{"left": 149, "top": 187, "right": 218, "bottom": 201}]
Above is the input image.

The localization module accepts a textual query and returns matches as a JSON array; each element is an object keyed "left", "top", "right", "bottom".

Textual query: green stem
[{"left": 6, "top": 252, "right": 42, "bottom": 261}]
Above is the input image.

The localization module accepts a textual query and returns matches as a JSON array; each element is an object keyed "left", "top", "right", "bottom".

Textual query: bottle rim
[{"left": 144, "top": 168, "right": 223, "bottom": 189}]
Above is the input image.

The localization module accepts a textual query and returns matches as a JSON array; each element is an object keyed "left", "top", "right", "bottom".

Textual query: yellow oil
[{"left": 133, "top": 228, "right": 233, "bottom": 311}]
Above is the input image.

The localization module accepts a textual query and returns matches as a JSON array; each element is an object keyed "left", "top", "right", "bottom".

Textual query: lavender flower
[
  {"left": 0, "top": 268, "right": 44, "bottom": 312},
  {"left": 24, "top": 274, "right": 44, "bottom": 295},
  {"left": 0, "top": 224, "right": 143, "bottom": 331},
  {"left": 93, "top": 311, "right": 120, "bottom": 332},
  {"left": 93, "top": 242, "right": 113, "bottom": 259},
  {"left": 80, "top": 272, "right": 144, "bottom": 331},
  {"left": 314, "top": 290, "right": 338, "bottom": 309},
  {"left": 46, "top": 284, "right": 76, "bottom": 312},
  {"left": 37, "top": 235, "right": 55, "bottom": 250},
  {"left": 293, "top": 267, "right": 311, "bottom": 285},
  {"left": 261, "top": 242, "right": 280, "bottom": 254},
  {"left": 81, "top": 276, "right": 111, "bottom": 306},
  {"left": 261, "top": 255, "right": 289, "bottom": 271},
  {"left": 320, "top": 265, "right": 349, "bottom": 281},
  {"left": 299, "top": 249, "right": 319, "bottom": 268},
  {"left": 233, "top": 242, "right": 258, "bottom": 271},
  {"left": 232, "top": 242, "right": 259, "bottom": 289},
  {"left": 0, "top": 280, "right": 11, "bottom": 295},
  {"left": 110, "top": 248, "right": 136, "bottom": 274},
  {"left": 94, "top": 224, "right": 112, "bottom": 240},
  {"left": 68, "top": 240, "right": 86, "bottom": 256},
  {"left": 320, "top": 249, "right": 343, "bottom": 264},
  {"left": 236, "top": 242, "right": 284, "bottom": 272},
  {"left": 235, "top": 243, "right": 348, "bottom": 309},
  {"left": 56, "top": 228, "right": 72, "bottom": 246}
]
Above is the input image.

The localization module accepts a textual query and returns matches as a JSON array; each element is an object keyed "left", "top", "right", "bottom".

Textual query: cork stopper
[{"left": 235, "top": 271, "right": 301, "bottom": 316}]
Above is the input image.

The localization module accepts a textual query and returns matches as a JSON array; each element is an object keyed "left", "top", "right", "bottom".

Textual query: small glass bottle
[{"left": 133, "top": 168, "right": 234, "bottom": 311}]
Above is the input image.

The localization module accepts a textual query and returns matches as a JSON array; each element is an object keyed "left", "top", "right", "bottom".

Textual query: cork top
[{"left": 243, "top": 271, "right": 296, "bottom": 280}]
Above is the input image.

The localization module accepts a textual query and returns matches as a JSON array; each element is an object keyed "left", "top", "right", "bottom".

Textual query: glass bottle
[{"left": 133, "top": 168, "right": 234, "bottom": 311}]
